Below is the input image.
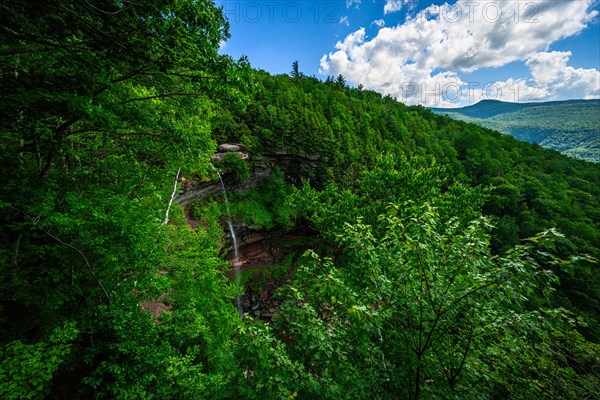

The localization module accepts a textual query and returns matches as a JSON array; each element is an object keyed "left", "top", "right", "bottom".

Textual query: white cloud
[
  {"left": 346, "top": 0, "right": 361, "bottom": 9},
  {"left": 371, "top": 19, "right": 386, "bottom": 28},
  {"left": 457, "top": 53, "right": 600, "bottom": 105},
  {"left": 339, "top": 15, "right": 350, "bottom": 27},
  {"left": 320, "top": 0, "right": 599, "bottom": 106},
  {"left": 383, "top": 0, "right": 418, "bottom": 15},
  {"left": 384, "top": 0, "right": 406, "bottom": 15},
  {"left": 526, "top": 51, "right": 600, "bottom": 100}
]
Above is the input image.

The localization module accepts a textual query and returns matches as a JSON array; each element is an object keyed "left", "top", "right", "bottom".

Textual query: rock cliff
[{"left": 175, "top": 148, "right": 322, "bottom": 206}]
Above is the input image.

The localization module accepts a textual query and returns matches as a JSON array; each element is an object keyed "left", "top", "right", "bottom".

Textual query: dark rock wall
[{"left": 175, "top": 151, "right": 323, "bottom": 206}]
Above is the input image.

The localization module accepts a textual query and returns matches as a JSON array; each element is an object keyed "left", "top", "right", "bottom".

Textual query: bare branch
[
  {"left": 9, "top": 206, "right": 111, "bottom": 305},
  {"left": 40, "top": 228, "right": 112, "bottom": 305},
  {"left": 119, "top": 92, "right": 201, "bottom": 104},
  {"left": 0, "top": 47, "right": 64, "bottom": 56}
]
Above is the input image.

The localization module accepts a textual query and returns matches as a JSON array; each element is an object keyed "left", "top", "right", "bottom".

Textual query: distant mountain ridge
[{"left": 430, "top": 99, "right": 600, "bottom": 162}]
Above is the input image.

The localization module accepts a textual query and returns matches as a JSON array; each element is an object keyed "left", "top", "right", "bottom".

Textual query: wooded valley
[{"left": 1, "top": 1, "right": 599, "bottom": 398}]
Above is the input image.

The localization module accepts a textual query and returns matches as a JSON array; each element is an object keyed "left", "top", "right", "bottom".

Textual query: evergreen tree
[{"left": 291, "top": 60, "right": 301, "bottom": 78}]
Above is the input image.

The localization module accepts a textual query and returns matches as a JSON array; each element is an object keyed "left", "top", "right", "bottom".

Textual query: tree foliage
[
  {"left": 220, "top": 71, "right": 600, "bottom": 342},
  {"left": 1, "top": 1, "right": 599, "bottom": 398},
  {"left": 0, "top": 0, "right": 250, "bottom": 397},
  {"left": 245, "top": 160, "right": 598, "bottom": 399},
  {"left": 431, "top": 99, "right": 600, "bottom": 162}
]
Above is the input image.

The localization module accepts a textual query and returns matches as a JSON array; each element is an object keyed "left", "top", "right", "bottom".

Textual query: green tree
[
  {"left": 0, "top": 322, "right": 78, "bottom": 399},
  {"left": 0, "top": 0, "right": 250, "bottom": 396},
  {"left": 291, "top": 60, "right": 301, "bottom": 79},
  {"left": 282, "top": 160, "right": 580, "bottom": 399}
]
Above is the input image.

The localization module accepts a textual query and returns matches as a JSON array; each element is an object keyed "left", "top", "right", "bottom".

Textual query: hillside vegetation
[
  {"left": 431, "top": 99, "right": 600, "bottom": 162},
  {"left": 1, "top": 1, "right": 599, "bottom": 399},
  {"left": 222, "top": 70, "right": 600, "bottom": 340}
]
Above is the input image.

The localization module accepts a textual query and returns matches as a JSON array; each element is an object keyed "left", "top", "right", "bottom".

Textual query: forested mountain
[
  {"left": 1, "top": 1, "right": 599, "bottom": 399},
  {"left": 431, "top": 99, "right": 600, "bottom": 162}
]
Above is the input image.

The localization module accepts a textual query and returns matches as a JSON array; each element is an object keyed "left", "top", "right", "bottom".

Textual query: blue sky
[{"left": 217, "top": 0, "right": 600, "bottom": 107}]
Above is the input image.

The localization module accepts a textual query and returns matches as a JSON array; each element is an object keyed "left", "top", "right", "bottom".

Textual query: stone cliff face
[
  {"left": 222, "top": 223, "right": 321, "bottom": 274},
  {"left": 177, "top": 145, "right": 323, "bottom": 265},
  {"left": 222, "top": 223, "right": 324, "bottom": 319},
  {"left": 175, "top": 148, "right": 323, "bottom": 206}
]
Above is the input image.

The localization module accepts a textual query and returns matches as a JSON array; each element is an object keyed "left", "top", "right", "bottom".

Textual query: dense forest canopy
[
  {"left": 1, "top": 1, "right": 599, "bottom": 399},
  {"left": 430, "top": 99, "right": 600, "bottom": 162}
]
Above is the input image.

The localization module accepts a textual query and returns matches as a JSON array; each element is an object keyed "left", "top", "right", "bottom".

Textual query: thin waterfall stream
[{"left": 212, "top": 164, "right": 244, "bottom": 318}]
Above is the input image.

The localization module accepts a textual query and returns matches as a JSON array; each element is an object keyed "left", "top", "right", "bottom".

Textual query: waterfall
[{"left": 212, "top": 164, "right": 244, "bottom": 318}]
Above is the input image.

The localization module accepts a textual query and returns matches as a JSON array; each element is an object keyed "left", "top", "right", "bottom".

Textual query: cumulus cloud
[
  {"left": 526, "top": 51, "right": 600, "bottom": 100},
  {"left": 320, "top": 0, "right": 599, "bottom": 106},
  {"left": 458, "top": 52, "right": 600, "bottom": 105},
  {"left": 339, "top": 15, "right": 350, "bottom": 26}
]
